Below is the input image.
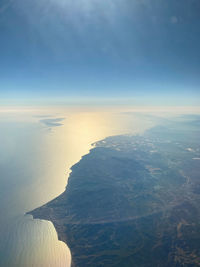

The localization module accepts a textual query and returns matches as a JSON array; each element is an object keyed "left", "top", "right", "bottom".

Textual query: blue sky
[{"left": 0, "top": 0, "right": 200, "bottom": 106}]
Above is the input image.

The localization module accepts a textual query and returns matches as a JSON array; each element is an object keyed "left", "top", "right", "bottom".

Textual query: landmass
[{"left": 29, "top": 115, "right": 200, "bottom": 267}]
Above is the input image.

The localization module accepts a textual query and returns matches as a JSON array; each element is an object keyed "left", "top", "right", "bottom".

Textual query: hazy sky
[{"left": 0, "top": 0, "right": 200, "bottom": 106}]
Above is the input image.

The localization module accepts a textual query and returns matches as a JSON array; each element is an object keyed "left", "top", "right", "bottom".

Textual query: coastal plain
[{"left": 30, "top": 116, "right": 200, "bottom": 267}]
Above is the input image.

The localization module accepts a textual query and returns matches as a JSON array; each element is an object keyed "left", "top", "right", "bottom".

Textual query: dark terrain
[{"left": 29, "top": 116, "right": 200, "bottom": 267}]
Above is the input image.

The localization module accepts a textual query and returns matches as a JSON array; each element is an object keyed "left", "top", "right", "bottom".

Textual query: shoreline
[
  {"left": 27, "top": 141, "right": 100, "bottom": 267},
  {"left": 27, "top": 123, "right": 200, "bottom": 266},
  {"left": 27, "top": 133, "right": 147, "bottom": 267}
]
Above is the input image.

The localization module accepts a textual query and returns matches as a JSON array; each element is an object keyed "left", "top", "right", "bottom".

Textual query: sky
[{"left": 0, "top": 0, "right": 200, "bottom": 106}]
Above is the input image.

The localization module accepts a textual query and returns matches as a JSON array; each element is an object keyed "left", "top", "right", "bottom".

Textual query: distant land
[{"left": 29, "top": 115, "right": 200, "bottom": 267}]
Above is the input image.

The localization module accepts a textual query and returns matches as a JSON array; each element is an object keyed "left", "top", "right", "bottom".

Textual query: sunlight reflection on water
[{"left": 0, "top": 109, "right": 156, "bottom": 266}]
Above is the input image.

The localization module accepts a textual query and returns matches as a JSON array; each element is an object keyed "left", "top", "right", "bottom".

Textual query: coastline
[
  {"left": 27, "top": 120, "right": 200, "bottom": 266},
  {"left": 27, "top": 142, "right": 98, "bottom": 267}
]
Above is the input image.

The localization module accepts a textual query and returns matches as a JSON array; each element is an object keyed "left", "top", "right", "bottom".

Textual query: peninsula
[{"left": 29, "top": 117, "right": 200, "bottom": 267}]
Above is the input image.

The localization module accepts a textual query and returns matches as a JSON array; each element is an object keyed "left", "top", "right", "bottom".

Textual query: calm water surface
[{"left": 0, "top": 109, "right": 156, "bottom": 267}]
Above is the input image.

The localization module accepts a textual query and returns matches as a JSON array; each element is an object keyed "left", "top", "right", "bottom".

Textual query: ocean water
[{"left": 0, "top": 109, "right": 156, "bottom": 267}]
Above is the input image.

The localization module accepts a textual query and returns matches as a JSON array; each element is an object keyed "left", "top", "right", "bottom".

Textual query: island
[{"left": 29, "top": 116, "right": 200, "bottom": 267}]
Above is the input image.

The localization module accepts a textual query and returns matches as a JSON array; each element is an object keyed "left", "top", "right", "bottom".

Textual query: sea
[{"left": 0, "top": 108, "right": 156, "bottom": 267}]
